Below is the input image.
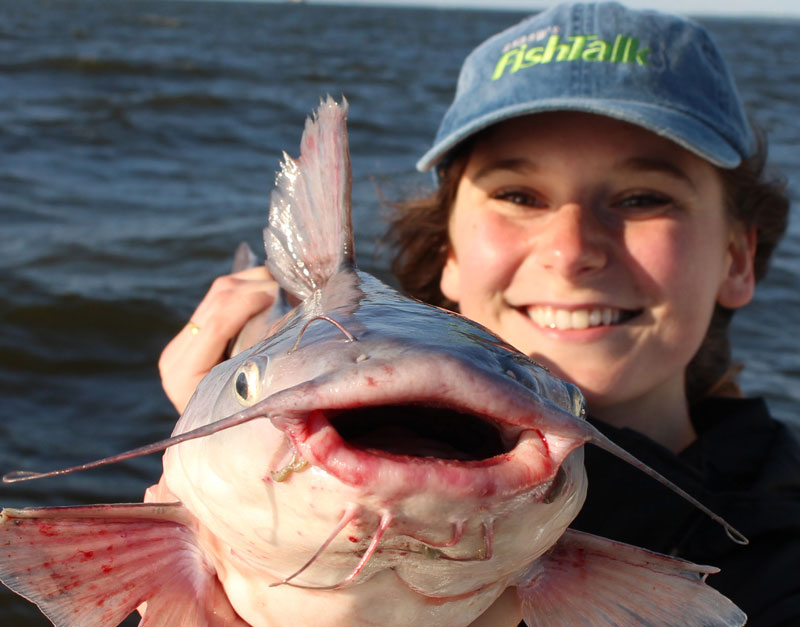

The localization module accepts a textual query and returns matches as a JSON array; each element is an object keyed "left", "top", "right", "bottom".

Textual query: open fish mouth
[
  {"left": 273, "top": 407, "right": 587, "bottom": 506},
  {"left": 329, "top": 404, "right": 514, "bottom": 461},
  {"left": 256, "top": 353, "right": 595, "bottom": 501}
]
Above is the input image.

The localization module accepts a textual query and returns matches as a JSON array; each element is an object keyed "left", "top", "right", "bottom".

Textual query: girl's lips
[{"left": 523, "top": 305, "right": 642, "bottom": 331}]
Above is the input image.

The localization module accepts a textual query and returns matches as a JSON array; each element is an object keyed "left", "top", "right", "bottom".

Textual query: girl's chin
[{"left": 512, "top": 350, "right": 636, "bottom": 407}]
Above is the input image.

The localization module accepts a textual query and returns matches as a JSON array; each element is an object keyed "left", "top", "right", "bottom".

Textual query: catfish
[{"left": 1, "top": 97, "right": 746, "bottom": 627}]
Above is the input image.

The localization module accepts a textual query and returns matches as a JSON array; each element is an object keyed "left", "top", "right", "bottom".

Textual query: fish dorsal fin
[
  {"left": 264, "top": 96, "right": 354, "bottom": 301},
  {"left": 232, "top": 240, "right": 259, "bottom": 273}
]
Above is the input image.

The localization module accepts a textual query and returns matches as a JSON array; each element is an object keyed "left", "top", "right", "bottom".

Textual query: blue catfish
[{"left": 0, "top": 97, "right": 746, "bottom": 626}]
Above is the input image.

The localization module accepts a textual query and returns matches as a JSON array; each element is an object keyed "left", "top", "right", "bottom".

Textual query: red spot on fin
[
  {"left": 0, "top": 503, "right": 248, "bottom": 626},
  {"left": 517, "top": 529, "right": 746, "bottom": 625}
]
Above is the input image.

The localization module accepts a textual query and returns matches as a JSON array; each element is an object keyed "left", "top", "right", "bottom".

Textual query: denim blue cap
[{"left": 417, "top": 1, "right": 755, "bottom": 173}]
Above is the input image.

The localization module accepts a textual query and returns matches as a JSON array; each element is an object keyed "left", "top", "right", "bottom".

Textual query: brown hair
[
  {"left": 387, "top": 148, "right": 471, "bottom": 312},
  {"left": 386, "top": 127, "right": 790, "bottom": 403},
  {"left": 686, "top": 128, "right": 790, "bottom": 401}
]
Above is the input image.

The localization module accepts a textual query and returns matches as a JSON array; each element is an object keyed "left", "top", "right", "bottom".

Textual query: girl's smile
[
  {"left": 441, "top": 112, "right": 755, "bottom": 450},
  {"left": 521, "top": 304, "right": 640, "bottom": 333}
]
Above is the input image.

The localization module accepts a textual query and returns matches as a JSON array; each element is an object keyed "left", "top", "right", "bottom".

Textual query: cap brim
[{"left": 416, "top": 99, "right": 742, "bottom": 172}]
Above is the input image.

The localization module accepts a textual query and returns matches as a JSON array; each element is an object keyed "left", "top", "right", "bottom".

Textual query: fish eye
[{"left": 233, "top": 359, "right": 264, "bottom": 406}]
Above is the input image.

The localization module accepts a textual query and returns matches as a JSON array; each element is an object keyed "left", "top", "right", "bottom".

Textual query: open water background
[{"left": 0, "top": 1, "right": 798, "bottom": 623}]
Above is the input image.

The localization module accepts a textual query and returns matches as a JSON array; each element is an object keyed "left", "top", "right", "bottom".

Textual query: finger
[
  {"left": 190, "top": 286, "right": 277, "bottom": 342},
  {"left": 160, "top": 276, "right": 280, "bottom": 413},
  {"left": 159, "top": 324, "right": 229, "bottom": 413},
  {"left": 230, "top": 264, "right": 275, "bottom": 281}
]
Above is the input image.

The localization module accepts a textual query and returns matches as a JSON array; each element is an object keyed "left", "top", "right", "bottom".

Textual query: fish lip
[
  {"left": 268, "top": 357, "right": 590, "bottom": 501},
  {"left": 299, "top": 409, "right": 555, "bottom": 500}
]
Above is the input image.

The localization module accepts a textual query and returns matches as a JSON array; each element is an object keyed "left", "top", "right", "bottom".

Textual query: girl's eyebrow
[
  {"left": 470, "top": 154, "right": 699, "bottom": 197},
  {"left": 472, "top": 155, "right": 696, "bottom": 187},
  {"left": 620, "top": 156, "right": 697, "bottom": 190},
  {"left": 471, "top": 157, "right": 538, "bottom": 182}
]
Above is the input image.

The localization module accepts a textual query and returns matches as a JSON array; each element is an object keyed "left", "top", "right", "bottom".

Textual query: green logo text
[{"left": 492, "top": 34, "right": 650, "bottom": 80}]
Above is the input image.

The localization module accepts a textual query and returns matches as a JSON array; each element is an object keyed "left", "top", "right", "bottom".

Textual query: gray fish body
[{"left": 162, "top": 260, "right": 590, "bottom": 623}]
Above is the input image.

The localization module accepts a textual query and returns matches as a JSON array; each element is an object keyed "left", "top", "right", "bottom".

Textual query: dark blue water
[{"left": 0, "top": 1, "right": 798, "bottom": 623}]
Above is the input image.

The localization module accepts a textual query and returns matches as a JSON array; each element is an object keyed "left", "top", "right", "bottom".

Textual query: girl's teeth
[{"left": 529, "top": 307, "right": 623, "bottom": 330}]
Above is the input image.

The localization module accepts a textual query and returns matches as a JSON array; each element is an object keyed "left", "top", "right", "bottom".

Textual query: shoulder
[
  {"left": 690, "top": 398, "right": 800, "bottom": 624},
  {"left": 574, "top": 397, "right": 800, "bottom": 625},
  {"left": 686, "top": 396, "right": 800, "bottom": 494}
]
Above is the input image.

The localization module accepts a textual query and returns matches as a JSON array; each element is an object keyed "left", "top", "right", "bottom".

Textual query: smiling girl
[
  {"left": 159, "top": 2, "right": 798, "bottom": 622},
  {"left": 436, "top": 112, "right": 752, "bottom": 453}
]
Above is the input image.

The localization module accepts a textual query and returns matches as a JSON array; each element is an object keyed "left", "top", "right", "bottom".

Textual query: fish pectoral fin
[
  {"left": 515, "top": 529, "right": 747, "bottom": 627},
  {"left": 139, "top": 562, "right": 249, "bottom": 627},
  {"left": 0, "top": 503, "right": 246, "bottom": 627}
]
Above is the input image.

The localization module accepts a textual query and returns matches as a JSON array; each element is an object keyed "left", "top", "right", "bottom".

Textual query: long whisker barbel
[
  {"left": 270, "top": 503, "right": 361, "bottom": 588},
  {"left": 2, "top": 402, "right": 276, "bottom": 484},
  {"left": 273, "top": 508, "right": 393, "bottom": 590}
]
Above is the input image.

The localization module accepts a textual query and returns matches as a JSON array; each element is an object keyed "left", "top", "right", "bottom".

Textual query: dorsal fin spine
[{"left": 264, "top": 96, "right": 354, "bottom": 301}]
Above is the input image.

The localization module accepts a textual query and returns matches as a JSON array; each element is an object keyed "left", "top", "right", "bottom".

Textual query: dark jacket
[{"left": 570, "top": 397, "right": 800, "bottom": 626}]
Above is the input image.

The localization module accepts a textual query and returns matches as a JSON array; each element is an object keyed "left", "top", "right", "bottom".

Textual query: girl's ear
[
  {"left": 440, "top": 249, "right": 461, "bottom": 303},
  {"left": 717, "top": 225, "right": 757, "bottom": 309}
]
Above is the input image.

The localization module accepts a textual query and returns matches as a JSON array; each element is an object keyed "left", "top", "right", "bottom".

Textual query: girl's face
[{"left": 442, "top": 113, "right": 754, "bottom": 438}]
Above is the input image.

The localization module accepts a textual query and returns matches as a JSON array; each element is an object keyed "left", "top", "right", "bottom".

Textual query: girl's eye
[
  {"left": 614, "top": 192, "right": 673, "bottom": 212},
  {"left": 492, "top": 189, "right": 545, "bottom": 208}
]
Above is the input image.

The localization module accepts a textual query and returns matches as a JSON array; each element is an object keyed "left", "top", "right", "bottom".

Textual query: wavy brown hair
[
  {"left": 687, "top": 129, "right": 789, "bottom": 401},
  {"left": 386, "top": 127, "right": 790, "bottom": 403}
]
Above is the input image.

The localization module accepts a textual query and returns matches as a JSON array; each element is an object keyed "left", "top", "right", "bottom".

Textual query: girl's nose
[{"left": 532, "top": 203, "right": 609, "bottom": 279}]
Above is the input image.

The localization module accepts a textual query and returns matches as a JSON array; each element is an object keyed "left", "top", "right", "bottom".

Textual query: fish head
[{"left": 162, "top": 268, "right": 592, "bottom": 605}]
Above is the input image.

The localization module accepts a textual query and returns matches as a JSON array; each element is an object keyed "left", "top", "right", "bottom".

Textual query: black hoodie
[{"left": 571, "top": 397, "right": 800, "bottom": 626}]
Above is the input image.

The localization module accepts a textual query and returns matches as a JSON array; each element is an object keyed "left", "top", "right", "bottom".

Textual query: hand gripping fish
[{"left": 0, "top": 97, "right": 748, "bottom": 627}]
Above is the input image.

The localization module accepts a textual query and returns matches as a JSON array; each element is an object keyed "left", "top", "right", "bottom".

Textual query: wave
[{"left": 2, "top": 55, "right": 220, "bottom": 78}]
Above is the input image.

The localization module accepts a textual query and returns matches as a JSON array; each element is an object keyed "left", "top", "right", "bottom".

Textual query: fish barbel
[{"left": 0, "top": 97, "right": 747, "bottom": 626}]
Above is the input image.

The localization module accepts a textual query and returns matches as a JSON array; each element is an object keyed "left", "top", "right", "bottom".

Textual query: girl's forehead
[
  {"left": 480, "top": 112, "right": 664, "bottom": 146},
  {"left": 470, "top": 112, "right": 711, "bottom": 170}
]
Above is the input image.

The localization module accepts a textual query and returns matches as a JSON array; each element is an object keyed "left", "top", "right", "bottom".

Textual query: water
[{"left": 0, "top": 1, "right": 797, "bottom": 623}]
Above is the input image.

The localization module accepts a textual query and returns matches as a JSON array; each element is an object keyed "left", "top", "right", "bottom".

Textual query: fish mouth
[
  {"left": 268, "top": 355, "right": 591, "bottom": 500},
  {"left": 329, "top": 404, "right": 514, "bottom": 462}
]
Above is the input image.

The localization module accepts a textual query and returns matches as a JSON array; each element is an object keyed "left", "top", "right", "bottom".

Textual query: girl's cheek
[
  {"left": 468, "top": 212, "right": 531, "bottom": 274},
  {"left": 624, "top": 221, "right": 693, "bottom": 286}
]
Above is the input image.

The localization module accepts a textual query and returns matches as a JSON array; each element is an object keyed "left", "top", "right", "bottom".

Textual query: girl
[{"left": 159, "top": 3, "right": 798, "bottom": 622}]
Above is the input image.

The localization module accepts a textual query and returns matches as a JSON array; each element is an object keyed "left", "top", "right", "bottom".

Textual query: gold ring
[{"left": 187, "top": 321, "right": 201, "bottom": 336}]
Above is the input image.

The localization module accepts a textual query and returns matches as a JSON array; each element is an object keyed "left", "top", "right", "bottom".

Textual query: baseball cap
[{"left": 417, "top": 1, "right": 755, "bottom": 173}]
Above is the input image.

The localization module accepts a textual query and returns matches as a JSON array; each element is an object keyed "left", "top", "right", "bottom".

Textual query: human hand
[{"left": 159, "top": 266, "right": 277, "bottom": 414}]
